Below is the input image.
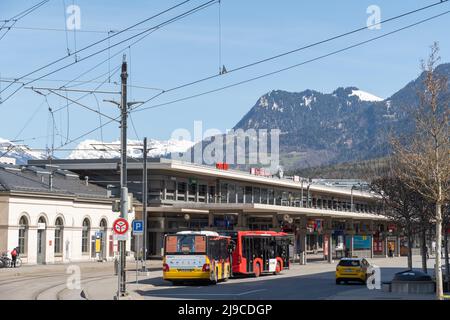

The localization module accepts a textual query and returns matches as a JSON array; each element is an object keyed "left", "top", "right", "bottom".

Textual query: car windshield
[{"left": 339, "top": 260, "right": 361, "bottom": 267}]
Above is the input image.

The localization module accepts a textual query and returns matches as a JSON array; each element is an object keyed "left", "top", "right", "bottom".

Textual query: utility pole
[
  {"left": 119, "top": 55, "right": 129, "bottom": 297},
  {"left": 142, "top": 137, "right": 148, "bottom": 271}
]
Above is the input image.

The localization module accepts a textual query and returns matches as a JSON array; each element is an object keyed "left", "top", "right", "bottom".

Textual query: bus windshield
[{"left": 165, "top": 235, "right": 206, "bottom": 255}]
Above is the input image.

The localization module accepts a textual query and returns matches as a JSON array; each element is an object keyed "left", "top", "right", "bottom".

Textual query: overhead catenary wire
[
  {"left": 0, "top": 0, "right": 49, "bottom": 41},
  {"left": 62, "top": 0, "right": 70, "bottom": 56},
  {"left": 6, "top": 0, "right": 216, "bottom": 124},
  {"left": 0, "top": 0, "right": 213, "bottom": 99},
  {"left": 23, "top": 0, "right": 218, "bottom": 85},
  {"left": 49, "top": 8, "right": 450, "bottom": 152},
  {"left": 132, "top": 0, "right": 450, "bottom": 101},
  {"left": 0, "top": 98, "right": 47, "bottom": 159},
  {"left": 0, "top": 0, "right": 218, "bottom": 104},
  {"left": 130, "top": 10, "right": 450, "bottom": 114},
  {"left": 92, "top": 93, "right": 104, "bottom": 142},
  {"left": 0, "top": 0, "right": 195, "bottom": 97},
  {"left": 5, "top": 2, "right": 449, "bottom": 154},
  {"left": 71, "top": 0, "right": 78, "bottom": 61},
  {"left": 0, "top": 0, "right": 50, "bottom": 42},
  {"left": 52, "top": 65, "right": 122, "bottom": 113},
  {"left": 129, "top": 113, "right": 140, "bottom": 141},
  {"left": 41, "top": 88, "right": 120, "bottom": 122}
]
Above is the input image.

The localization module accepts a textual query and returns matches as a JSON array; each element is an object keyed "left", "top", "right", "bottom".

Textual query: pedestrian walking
[{"left": 388, "top": 242, "right": 394, "bottom": 258}]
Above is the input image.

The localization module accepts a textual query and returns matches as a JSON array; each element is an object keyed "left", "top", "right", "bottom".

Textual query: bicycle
[{"left": 0, "top": 253, "right": 22, "bottom": 268}]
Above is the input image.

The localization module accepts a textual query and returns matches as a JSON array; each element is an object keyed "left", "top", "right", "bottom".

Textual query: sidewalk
[{"left": 0, "top": 259, "right": 162, "bottom": 281}]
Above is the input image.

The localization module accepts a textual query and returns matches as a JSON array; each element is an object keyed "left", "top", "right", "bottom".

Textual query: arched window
[
  {"left": 18, "top": 216, "right": 28, "bottom": 255},
  {"left": 82, "top": 218, "right": 90, "bottom": 254},
  {"left": 100, "top": 219, "right": 107, "bottom": 230},
  {"left": 54, "top": 217, "right": 64, "bottom": 255}
]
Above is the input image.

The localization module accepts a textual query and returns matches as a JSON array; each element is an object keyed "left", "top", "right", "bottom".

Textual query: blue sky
[{"left": 0, "top": 0, "right": 449, "bottom": 156}]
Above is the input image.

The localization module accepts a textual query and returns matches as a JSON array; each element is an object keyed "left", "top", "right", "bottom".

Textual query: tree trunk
[
  {"left": 407, "top": 231, "right": 413, "bottom": 270},
  {"left": 445, "top": 228, "right": 449, "bottom": 293},
  {"left": 435, "top": 203, "right": 443, "bottom": 300},
  {"left": 421, "top": 227, "right": 428, "bottom": 273}
]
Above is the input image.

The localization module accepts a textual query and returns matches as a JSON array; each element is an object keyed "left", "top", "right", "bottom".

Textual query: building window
[
  {"left": 228, "top": 184, "right": 236, "bottom": 203},
  {"left": 165, "top": 180, "right": 175, "bottom": 200},
  {"left": 18, "top": 216, "right": 28, "bottom": 256},
  {"left": 54, "top": 217, "right": 64, "bottom": 256},
  {"left": 208, "top": 186, "right": 216, "bottom": 203},
  {"left": 188, "top": 182, "right": 197, "bottom": 202},
  {"left": 149, "top": 180, "right": 163, "bottom": 201},
  {"left": 220, "top": 183, "right": 228, "bottom": 203},
  {"left": 245, "top": 186, "right": 252, "bottom": 203},
  {"left": 198, "top": 184, "right": 207, "bottom": 202},
  {"left": 253, "top": 188, "right": 261, "bottom": 204},
  {"left": 177, "top": 182, "right": 186, "bottom": 201},
  {"left": 268, "top": 189, "right": 274, "bottom": 205},
  {"left": 261, "top": 188, "right": 268, "bottom": 204},
  {"left": 237, "top": 185, "right": 244, "bottom": 203},
  {"left": 82, "top": 218, "right": 90, "bottom": 254}
]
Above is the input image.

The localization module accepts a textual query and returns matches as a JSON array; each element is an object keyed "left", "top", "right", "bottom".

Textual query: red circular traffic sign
[{"left": 113, "top": 218, "right": 129, "bottom": 235}]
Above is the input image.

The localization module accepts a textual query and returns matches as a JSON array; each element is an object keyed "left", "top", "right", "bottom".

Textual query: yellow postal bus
[{"left": 163, "top": 231, "right": 232, "bottom": 285}]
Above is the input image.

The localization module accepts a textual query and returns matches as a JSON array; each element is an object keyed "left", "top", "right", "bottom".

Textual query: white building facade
[{"left": 0, "top": 166, "right": 135, "bottom": 265}]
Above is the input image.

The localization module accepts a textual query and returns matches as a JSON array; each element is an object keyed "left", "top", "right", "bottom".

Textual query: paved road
[
  {"left": 136, "top": 257, "right": 436, "bottom": 300},
  {"left": 0, "top": 256, "right": 438, "bottom": 300}
]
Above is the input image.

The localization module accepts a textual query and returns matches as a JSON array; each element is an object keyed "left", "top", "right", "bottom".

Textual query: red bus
[{"left": 219, "top": 231, "right": 290, "bottom": 277}]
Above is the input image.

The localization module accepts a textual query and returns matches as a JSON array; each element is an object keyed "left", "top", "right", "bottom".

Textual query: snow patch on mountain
[
  {"left": 350, "top": 89, "right": 383, "bottom": 102},
  {"left": 67, "top": 138, "right": 194, "bottom": 159},
  {"left": 0, "top": 138, "right": 47, "bottom": 165}
]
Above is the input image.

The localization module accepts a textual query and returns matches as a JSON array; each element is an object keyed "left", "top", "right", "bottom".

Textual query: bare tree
[
  {"left": 391, "top": 43, "right": 450, "bottom": 300},
  {"left": 371, "top": 172, "right": 419, "bottom": 269}
]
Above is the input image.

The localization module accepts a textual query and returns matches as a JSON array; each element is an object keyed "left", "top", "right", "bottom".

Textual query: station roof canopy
[{"left": 28, "top": 158, "right": 377, "bottom": 200}]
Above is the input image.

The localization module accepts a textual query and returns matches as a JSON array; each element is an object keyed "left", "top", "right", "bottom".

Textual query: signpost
[
  {"left": 113, "top": 218, "right": 129, "bottom": 235},
  {"left": 132, "top": 220, "right": 143, "bottom": 234},
  {"left": 113, "top": 217, "right": 129, "bottom": 298},
  {"left": 132, "top": 220, "right": 143, "bottom": 284}
]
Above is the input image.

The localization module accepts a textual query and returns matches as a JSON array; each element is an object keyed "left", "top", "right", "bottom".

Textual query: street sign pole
[
  {"left": 132, "top": 220, "right": 144, "bottom": 279},
  {"left": 113, "top": 217, "right": 129, "bottom": 299},
  {"left": 119, "top": 56, "right": 128, "bottom": 297},
  {"left": 142, "top": 137, "right": 148, "bottom": 271}
]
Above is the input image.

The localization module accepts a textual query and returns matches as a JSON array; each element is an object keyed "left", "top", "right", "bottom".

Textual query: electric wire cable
[
  {"left": 0, "top": 0, "right": 195, "bottom": 95},
  {"left": 0, "top": 0, "right": 218, "bottom": 104},
  {"left": 132, "top": 0, "right": 450, "bottom": 101},
  {"left": 131, "top": 10, "right": 450, "bottom": 114},
  {"left": 53, "top": 9, "right": 450, "bottom": 151}
]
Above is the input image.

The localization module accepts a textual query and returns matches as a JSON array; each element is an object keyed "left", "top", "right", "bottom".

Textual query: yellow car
[{"left": 335, "top": 258, "right": 370, "bottom": 284}]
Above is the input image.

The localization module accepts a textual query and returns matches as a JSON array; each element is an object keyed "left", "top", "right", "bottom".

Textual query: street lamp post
[{"left": 139, "top": 138, "right": 156, "bottom": 272}]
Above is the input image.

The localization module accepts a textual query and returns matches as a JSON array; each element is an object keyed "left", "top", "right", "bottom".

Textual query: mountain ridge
[{"left": 197, "top": 62, "right": 450, "bottom": 171}]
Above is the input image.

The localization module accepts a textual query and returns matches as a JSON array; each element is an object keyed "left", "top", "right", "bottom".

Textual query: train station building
[{"left": 29, "top": 158, "right": 398, "bottom": 264}]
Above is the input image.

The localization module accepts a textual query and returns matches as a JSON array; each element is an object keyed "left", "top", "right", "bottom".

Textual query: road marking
[
  {"left": 150, "top": 289, "right": 267, "bottom": 297},
  {"left": 237, "top": 289, "right": 267, "bottom": 296}
]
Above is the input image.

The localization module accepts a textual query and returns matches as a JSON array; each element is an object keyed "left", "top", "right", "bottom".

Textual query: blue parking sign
[{"left": 132, "top": 220, "right": 144, "bottom": 234}]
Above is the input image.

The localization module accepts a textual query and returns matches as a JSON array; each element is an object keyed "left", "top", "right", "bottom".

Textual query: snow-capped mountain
[
  {"left": 0, "top": 138, "right": 47, "bottom": 165},
  {"left": 68, "top": 138, "right": 194, "bottom": 159},
  {"left": 191, "top": 63, "right": 450, "bottom": 170},
  {"left": 349, "top": 89, "right": 383, "bottom": 102}
]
